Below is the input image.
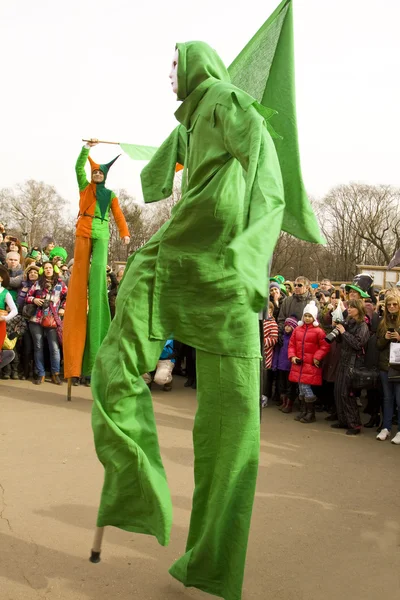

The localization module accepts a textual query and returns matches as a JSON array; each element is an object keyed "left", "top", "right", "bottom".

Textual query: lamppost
[{"left": 309, "top": 257, "right": 319, "bottom": 282}]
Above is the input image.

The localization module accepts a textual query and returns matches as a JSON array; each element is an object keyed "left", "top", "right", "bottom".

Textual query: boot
[
  {"left": 51, "top": 373, "right": 62, "bottom": 385},
  {"left": 163, "top": 382, "right": 173, "bottom": 392},
  {"left": 294, "top": 396, "right": 307, "bottom": 421},
  {"left": 281, "top": 399, "right": 294, "bottom": 414},
  {"left": 364, "top": 414, "right": 380, "bottom": 428},
  {"left": 278, "top": 394, "right": 287, "bottom": 411},
  {"left": 34, "top": 376, "right": 45, "bottom": 385},
  {"left": 300, "top": 399, "right": 317, "bottom": 423}
]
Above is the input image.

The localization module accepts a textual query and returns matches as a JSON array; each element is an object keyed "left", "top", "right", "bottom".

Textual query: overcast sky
[{"left": 1, "top": 0, "right": 399, "bottom": 211}]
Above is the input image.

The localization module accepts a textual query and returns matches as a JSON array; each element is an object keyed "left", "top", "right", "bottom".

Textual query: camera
[
  {"left": 42, "top": 299, "right": 50, "bottom": 310},
  {"left": 325, "top": 319, "right": 346, "bottom": 344},
  {"left": 315, "top": 291, "right": 324, "bottom": 301}
]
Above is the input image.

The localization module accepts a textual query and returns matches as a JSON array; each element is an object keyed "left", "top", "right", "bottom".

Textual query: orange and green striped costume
[{"left": 63, "top": 146, "right": 129, "bottom": 379}]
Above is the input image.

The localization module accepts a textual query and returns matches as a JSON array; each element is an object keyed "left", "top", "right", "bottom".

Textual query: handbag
[
  {"left": 41, "top": 313, "right": 57, "bottom": 329},
  {"left": 22, "top": 303, "right": 37, "bottom": 319},
  {"left": 389, "top": 342, "right": 400, "bottom": 366},
  {"left": 50, "top": 303, "right": 63, "bottom": 347},
  {"left": 388, "top": 366, "right": 400, "bottom": 383},
  {"left": 349, "top": 354, "right": 379, "bottom": 390}
]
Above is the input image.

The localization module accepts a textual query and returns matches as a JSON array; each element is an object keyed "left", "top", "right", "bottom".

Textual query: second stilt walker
[{"left": 63, "top": 142, "right": 130, "bottom": 379}]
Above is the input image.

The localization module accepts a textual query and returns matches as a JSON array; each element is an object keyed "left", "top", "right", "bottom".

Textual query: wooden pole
[
  {"left": 67, "top": 378, "right": 72, "bottom": 402},
  {"left": 89, "top": 527, "right": 104, "bottom": 563},
  {"left": 82, "top": 139, "right": 120, "bottom": 145}
]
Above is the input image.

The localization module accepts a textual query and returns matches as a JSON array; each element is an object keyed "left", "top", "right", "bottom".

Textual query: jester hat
[{"left": 88, "top": 155, "right": 120, "bottom": 181}]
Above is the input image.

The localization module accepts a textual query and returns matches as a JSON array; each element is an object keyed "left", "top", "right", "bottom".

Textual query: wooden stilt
[
  {"left": 67, "top": 378, "right": 72, "bottom": 401},
  {"left": 89, "top": 527, "right": 104, "bottom": 563}
]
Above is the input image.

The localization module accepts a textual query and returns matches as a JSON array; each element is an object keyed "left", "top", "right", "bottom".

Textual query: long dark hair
[
  {"left": 347, "top": 299, "right": 366, "bottom": 322},
  {"left": 38, "top": 262, "right": 60, "bottom": 290},
  {"left": 377, "top": 293, "right": 400, "bottom": 335}
]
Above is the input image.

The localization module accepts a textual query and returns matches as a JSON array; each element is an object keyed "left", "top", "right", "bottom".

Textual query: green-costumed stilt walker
[{"left": 91, "top": 3, "right": 324, "bottom": 599}]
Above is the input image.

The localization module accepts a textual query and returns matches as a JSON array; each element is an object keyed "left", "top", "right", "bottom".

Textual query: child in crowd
[
  {"left": 143, "top": 339, "right": 175, "bottom": 392},
  {"left": 288, "top": 301, "right": 331, "bottom": 423},
  {"left": 272, "top": 316, "right": 298, "bottom": 413},
  {"left": 262, "top": 302, "right": 279, "bottom": 408}
]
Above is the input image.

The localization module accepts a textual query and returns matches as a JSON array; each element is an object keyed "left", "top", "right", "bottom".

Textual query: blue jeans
[
  {"left": 380, "top": 370, "right": 400, "bottom": 431},
  {"left": 29, "top": 322, "right": 60, "bottom": 376},
  {"left": 299, "top": 382, "right": 315, "bottom": 400}
]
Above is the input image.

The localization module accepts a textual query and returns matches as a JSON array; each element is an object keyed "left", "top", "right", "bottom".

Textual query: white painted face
[{"left": 169, "top": 49, "right": 179, "bottom": 95}]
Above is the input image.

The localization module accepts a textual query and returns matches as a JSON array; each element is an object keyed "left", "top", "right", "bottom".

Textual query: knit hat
[
  {"left": 48, "top": 246, "right": 68, "bottom": 262},
  {"left": 284, "top": 316, "right": 298, "bottom": 330},
  {"left": 270, "top": 280, "right": 287, "bottom": 295},
  {"left": 298, "top": 301, "right": 319, "bottom": 327}
]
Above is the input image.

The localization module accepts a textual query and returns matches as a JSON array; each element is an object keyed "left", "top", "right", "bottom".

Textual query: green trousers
[
  {"left": 92, "top": 237, "right": 260, "bottom": 600},
  {"left": 83, "top": 237, "right": 110, "bottom": 376}
]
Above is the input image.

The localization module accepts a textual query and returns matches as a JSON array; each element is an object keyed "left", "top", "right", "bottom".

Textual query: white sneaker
[
  {"left": 391, "top": 432, "right": 400, "bottom": 445},
  {"left": 261, "top": 395, "right": 268, "bottom": 408},
  {"left": 376, "top": 428, "right": 390, "bottom": 441}
]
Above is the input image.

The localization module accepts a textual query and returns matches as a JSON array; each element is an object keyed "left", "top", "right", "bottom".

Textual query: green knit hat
[{"left": 48, "top": 246, "right": 68, "bottom": 263}]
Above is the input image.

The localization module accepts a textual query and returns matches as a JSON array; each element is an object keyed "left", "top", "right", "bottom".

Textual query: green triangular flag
[
  {"left": 229, "top": 0, "right": 325, "bottom": 245},
  {"left": 120, "top": 143, "right": 158, "bottom": 161}
]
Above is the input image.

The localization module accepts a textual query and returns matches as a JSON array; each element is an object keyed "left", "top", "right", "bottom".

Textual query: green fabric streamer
[
  {"left": 229, "top": 0, "right": 325, "bottom": 244},
  {"left": 120, "top": 143, "right": 159, "bottom": 161}
]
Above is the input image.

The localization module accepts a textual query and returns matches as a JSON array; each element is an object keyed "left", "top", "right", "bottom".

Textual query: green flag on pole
[{"left": 119, "top": 142, "right": 158, "bottom": 161}]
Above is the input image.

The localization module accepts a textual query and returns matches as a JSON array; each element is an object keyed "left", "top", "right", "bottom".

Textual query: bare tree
[{"left": 0, "top": 180, "right": 69, "bottom": 247}]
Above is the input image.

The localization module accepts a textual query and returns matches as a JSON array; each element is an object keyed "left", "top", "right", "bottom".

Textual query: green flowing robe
[{"left": 140, "top": 42, "right": 286, "bottom": 358}]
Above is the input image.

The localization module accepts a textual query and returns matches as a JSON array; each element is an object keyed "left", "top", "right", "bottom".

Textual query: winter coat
[
  {"left": 17, "top": 279, "right": 34, "bottom": 311},
  {"left": 277, "top": 292, "right": 319, "bottom": 334},
  {"left": 263, "top": 316, "right": 278, "bottom": 369},
  {"left": 269, "top": 294, "right": 284, "bottom": 321},
  {"left": 25, "top": 279, "right": 67, "bottom": 324},
  {"left": 288, "top": 324, "right": 331, "bottom": 386},
  {"left": 338, "top": 318, "right": 370, "bottom": 369},
  {"left": 272, "top": 330, "right": 292, "bottom": 372},
  {"left": 376, "top": 324, "right": 400, "bottom": 372},
  {"left": 7, "top": 266, "right": 24, "bottom": 302}
]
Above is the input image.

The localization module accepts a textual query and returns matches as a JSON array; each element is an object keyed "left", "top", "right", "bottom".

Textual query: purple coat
[{"left": 272, "top": 331, "right": 292, "bottom": 372}]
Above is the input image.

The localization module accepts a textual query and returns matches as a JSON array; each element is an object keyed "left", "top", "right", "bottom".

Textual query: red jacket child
[{"left": 288, "top": 301, "right": 331, "bottom": 386}]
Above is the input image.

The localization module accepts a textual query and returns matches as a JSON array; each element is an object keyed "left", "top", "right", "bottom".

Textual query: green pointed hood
[
  {"left": 176, "top": 41, "right": 230, "bottom": 101},
  {"left": 175, "top": 41, "right": 231, "bottom": 128}
]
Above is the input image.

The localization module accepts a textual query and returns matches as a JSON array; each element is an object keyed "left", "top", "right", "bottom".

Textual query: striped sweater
[{"left": 263, "top": 316, "right": 279, "bottom": 368}]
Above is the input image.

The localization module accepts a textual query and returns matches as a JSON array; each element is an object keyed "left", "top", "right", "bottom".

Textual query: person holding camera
[
  {"left": 376, "top": 293, "right": 400, "bottom": 443},
  {"left": 25, "top": 261, "right": 67, "bottom": 385},
  {"left": 331, "top": 299, "right": 370, "bottom": 435},
  {"left": 288, "top": 301, "right": 330, "bottom": 423}
]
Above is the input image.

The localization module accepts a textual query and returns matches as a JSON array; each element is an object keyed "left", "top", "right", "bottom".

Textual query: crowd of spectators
[
  {"left": 0, "top": 224, "right": 123, "bottom": 386},
  {"left": 262, "top": 274, "right": 400, "bottom": 443},
  {"left": 1, "top": 221, "right": 399, "bottom": 444}
]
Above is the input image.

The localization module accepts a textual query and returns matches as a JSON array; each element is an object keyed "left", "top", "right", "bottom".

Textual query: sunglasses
[
  {"left": 387, "top": 303, "right": 399, "bottom": 307},
  {"left": 294, "top": 283, "right": 304, "bottom": 288}
]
